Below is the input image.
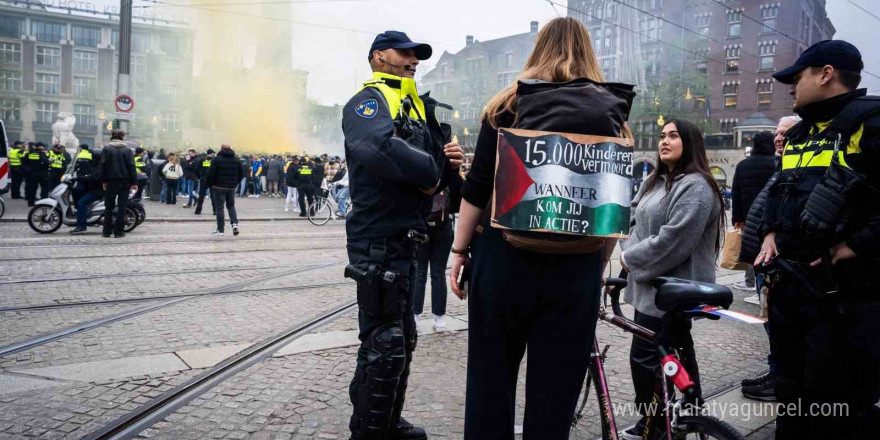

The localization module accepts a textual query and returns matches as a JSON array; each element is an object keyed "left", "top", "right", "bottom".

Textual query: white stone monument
[{"left": 52, "top": 112, "right": 80, "bottom": 151}]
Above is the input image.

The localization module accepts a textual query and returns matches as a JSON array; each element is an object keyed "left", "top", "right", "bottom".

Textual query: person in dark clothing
[
  {"left": 413, "top": 171, "right": 462, "bottom": 331},
  {"left": 296, "top": 159, "right": 316, "bottom": 217},
  {"left": 70, "top": 145, "right": 104, "bottom": 234},
  {"left": 47, "top": 144, "right": 71, "bottom": 190},
  {"left": 755, "top": 40, "right": 880, "bottom": 439},
  {"left": 194, "top": 149, "right": 215, "bottom": 215},
  {"left": 730, "top": 132, "right": 778, "bottom": 296},
  {"left": 182, "top": 149, "right": 199, "bottom": 207},
  {"left": 133, "top": 147, "right": 149, "bottom": 200},
  {"left": 311, "top": 157, "right": 325, "bottom": 188},
  {"left": 206, "top": 144, "right": 243, "bottom": 236},
  {"left": 342, "top": 30, "right": 463, "bottom": 440},
  {"left": 449, "top": 18, "right": 631, "bottom": 439},
  {"left": 8, "top": 141, "right": 25, "bottom": 199},
  {"left": 100, "top": 130, "right": 137, "bottom": 238},
  {"left": 23, "top": 142, "right": 50, "bottom": 206}
]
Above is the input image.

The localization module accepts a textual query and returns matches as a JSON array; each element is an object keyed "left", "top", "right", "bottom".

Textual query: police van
[{"left": 0, "top": 119, "right": 9, "bottom": 193}]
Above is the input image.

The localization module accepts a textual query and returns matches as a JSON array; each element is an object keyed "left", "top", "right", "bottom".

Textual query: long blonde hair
[{"left": 483, "top": 17, "right": 630, "bottom": 138}]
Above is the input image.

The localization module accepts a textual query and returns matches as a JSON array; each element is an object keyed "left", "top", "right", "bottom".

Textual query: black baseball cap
[
  {"left": 369, "top": 31, "right": 432, "bottom": 60},
  {"left": 773, "top": 40, "right": 863, "bottom": 84},
  {"left": 206, "top": 148, "right": 215, "bottom": 154}
]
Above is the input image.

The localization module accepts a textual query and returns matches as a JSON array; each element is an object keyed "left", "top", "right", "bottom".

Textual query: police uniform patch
[{"left": 355, "top": 99, "right": 378, "bottom": 119}]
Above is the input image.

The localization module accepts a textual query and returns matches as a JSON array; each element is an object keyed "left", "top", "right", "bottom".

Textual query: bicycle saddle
[{"left": 653, "top": 277, "right": 733, "bottom": 312}]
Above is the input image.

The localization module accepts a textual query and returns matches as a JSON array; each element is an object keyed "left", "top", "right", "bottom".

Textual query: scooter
[{"left": 27, "top": 175, "right": 137, "bottom": 234}]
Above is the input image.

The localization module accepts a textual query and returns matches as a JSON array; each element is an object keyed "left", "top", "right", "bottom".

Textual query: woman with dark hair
[
  {"left": 618, "top": 119, "right": 725, "bottom": 439},
  {"left": 449, "top": 17, "right": 634, "bottom": 439}
]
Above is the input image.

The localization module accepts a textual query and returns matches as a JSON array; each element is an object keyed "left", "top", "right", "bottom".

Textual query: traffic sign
[
  {"left": 115, "top": 95, "right": 135, "bottom": 113},
  {"left": 114, "top": 112, "right": 136, "bottom": 121}
]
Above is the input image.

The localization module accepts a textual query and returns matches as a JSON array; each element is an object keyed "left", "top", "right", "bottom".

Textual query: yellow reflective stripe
[
  {"left": 202, "top": 160, "right": 211, "bottom": 167},
  {"left": 9, "top": 148, "right": 21, "bottom": 165},
  {"left": 847, "top": 124, "right": 864, "bottom": 155},
  {"left": 77, "top": 151, "right": 93, "bottom": 160},
  {"left": 781, "top": 150, "right": 848, "bottom": 169}
]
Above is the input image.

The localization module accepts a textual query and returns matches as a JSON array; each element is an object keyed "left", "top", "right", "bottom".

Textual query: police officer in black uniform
[
  {"left": 296, "top": 157, "right": 315, "bottom": 217},
  {"left": 342, "top": 31, "right": 463, "bottom": 440},
  {"left": 755, "top": 40, "right": 880, "bottom": 439},
  {"left": 8, "top": 141, "right": 25, "bottom": 199},
  {"left": 194, "top": 149, "right": 215, "bottom": 215},
  {"left": 23, "top": 142, "right": 50, "bottom": 206},
  {"left": 48, "top": 143, "right": 71, "bottom": 190}
]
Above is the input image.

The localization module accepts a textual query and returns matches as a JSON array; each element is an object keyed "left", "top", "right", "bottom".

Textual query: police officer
[
  {"left": 48, "top": 143, "right": 71, "bottom": 190},
  {"left": 8, "top": 141, "right": 25, "bottom": 199},
  {"left": 296, "top": 157, "right": 315, "bottom": 217},
  {"left": 133, "top": 147, "right": 149, "bottom": 200},
  {"left": 194, "top": 149, "right": 215, "bottom": 215},
  {"left": 23, "top": 142, "right": 50, "bottom": 206},
  {"left": 755, "top": 40, "right": 880, "bottom": 439},
  {"left": 342, "top": 31, "right": 463, "bottom": 440},
  {"left": 69, "top": 144, "right": 103, "bottom": 234}
]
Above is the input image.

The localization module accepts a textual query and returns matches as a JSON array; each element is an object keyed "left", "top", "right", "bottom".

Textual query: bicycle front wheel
[
  {"left": 658, "top": 415, "right": 745, "bottom": 440},
  {"left": 308, "top": 200, "right": 331, "bottom": 226}
]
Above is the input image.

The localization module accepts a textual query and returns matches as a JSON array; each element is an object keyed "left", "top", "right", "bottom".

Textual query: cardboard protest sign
[{"left": 491, "top": 128, "right": 634, "bottom": 237}]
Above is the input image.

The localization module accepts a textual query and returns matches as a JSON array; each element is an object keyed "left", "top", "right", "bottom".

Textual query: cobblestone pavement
[{"left": 0, "top": 203, "right": 774, "bottom": 439}]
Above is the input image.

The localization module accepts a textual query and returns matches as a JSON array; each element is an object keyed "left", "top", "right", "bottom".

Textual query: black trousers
[
  {"left": 165, "top": 180, "right": 178, "bottom": 204},
  {"left": 298, "top": 185, "right": 315, "bottom": 214},
  {"left": 213, "top": 188, "right": 238, "bottom": 233},
  {"left": 48, "top": 171, "right": 63, "bottom": 192},
  {"left": 769, "top": 273, "right": 880, "bottom": 440},
  {"left": 103, "top": 179, "right": 130, "bottom": 235},
  {"left": 347, "top": 236, "right": 418, "bottom": 439},
  {"left": 464, "top": 225, "right": 602, "bottom": 440},
  {"left": 194, "top": 179, "right": 213, "bottom": 214},
  {"left": 10, "top": 166, "right": 23, "bottom": 198},
  {"left": 413, "top": 220, "right": 454, "bottom": 316},
  {"left": 25, "top": 174, "right": 48, "bottom": 202},
  {"left": 629, "top": 311, "right": 701, "bottom": 414}
]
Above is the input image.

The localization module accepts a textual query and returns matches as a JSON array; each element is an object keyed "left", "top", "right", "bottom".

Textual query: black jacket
[
  {"left": 23, "top": 151, "right": 50, "bottom": 176},
  {"left": 182, "top": 156, "right": 199, "bottom": 179},
  {"left": 731, "top": 132, "right": 776, "bottom": 224},
  {"left": 311, "top": 163, "right": 325, "bottom": 187},
  {"left": 196, "top": 154, "right": 214, "bottom": 181},
  {"left": 286, "top": 164, "right": 300, "bottom": 187},
  {"left": 206, "top": 148, "right": 243, "bottom": 189},
  {"left": 100, "top": 141, "right": 137, "bottom": 184}
]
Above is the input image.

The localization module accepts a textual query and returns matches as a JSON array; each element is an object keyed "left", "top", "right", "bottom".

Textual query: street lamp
[
  {"left": 657, "top": 114, "right": 666, "bottom": 127},
  {"left": 453, "top": 110, "right": 460, "bottom": 120},
  {"left": 685, "top": 88, "right": 693, "bottom": 101}
]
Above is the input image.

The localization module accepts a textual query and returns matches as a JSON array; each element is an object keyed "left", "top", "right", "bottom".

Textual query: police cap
[
  {"left": 369, "top": 31, "right": 432, "bottom": 60},
  {"left": 773, "top": 40, "right": 863, "bottom": 85}
]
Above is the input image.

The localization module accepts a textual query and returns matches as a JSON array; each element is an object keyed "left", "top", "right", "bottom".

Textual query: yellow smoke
[{"left": 188, "top": 5, "right": 306, "bottom": 154}]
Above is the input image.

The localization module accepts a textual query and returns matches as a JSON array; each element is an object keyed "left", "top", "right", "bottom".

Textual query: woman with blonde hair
[
  {"left": 450, "top": 17, "right": 635, "bottom": 439},
  {"left": 161, "top": 153, "right": 183, "bottom": 204}
]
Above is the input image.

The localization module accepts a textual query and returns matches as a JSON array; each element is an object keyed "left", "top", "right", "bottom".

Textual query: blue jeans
[
  {"left": 335, "top": 186, "right": 350, "bottom": 216},
  {"left": 180, "top": 178, "right": 194, "bottom": 200},
  {"left": 239, "top": 177, "right": 248, "bottom": 197},
  {"left": 159, "top": 180, "right": 167, "bottom": 202},
  {"left": 252, "top": 176, "right": 261, "bottom": 195},
  {"left": 76, "top": 192, "right": 99, "bottom": 229}
]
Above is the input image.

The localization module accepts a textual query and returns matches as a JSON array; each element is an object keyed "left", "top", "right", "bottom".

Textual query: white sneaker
[
  {"left": 284, "top": 208, "right": 289, "bottom": 212},
  {"left": 212, "top": 230, "right": 224, "bottom": 236},
  {"left": 414, "top": 314, "right": 421, "bottom": 333},
  {"left": 743, "top": 294, "right": 760, "bottom": 305},
  {"left": 731, "top": 281, "right": 754, "bottom": 291},
  {"left": 433, "top": 315, "right": 446, "bottom": 332}
]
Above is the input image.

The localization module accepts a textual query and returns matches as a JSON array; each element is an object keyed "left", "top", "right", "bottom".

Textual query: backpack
[{"left": 494, "top": 78, "right": 635, "bottom": 254}]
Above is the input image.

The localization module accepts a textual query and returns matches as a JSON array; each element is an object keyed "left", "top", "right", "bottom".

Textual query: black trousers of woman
[
  {"left": 413, "top": 220, "right": 454, "bottom": 316},
  {"left": 464, "top": 225, "right": 602, "bottom": 440},
  {"left": 629, "top": 310, "right": 702, "bottom": 414},
  {"left": 165, "top": 179, "right": 179, "bottom": 204}
]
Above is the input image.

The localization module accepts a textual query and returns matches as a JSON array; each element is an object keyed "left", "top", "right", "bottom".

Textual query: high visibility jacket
[
  {"left": 134, "top": 156, "right": 145, "bottom": 173},
  {"left": 359, "top": 72, "right": 427, "bottom": 123},
  {"left": 49, "top": 151, "right": 64, "bottom": 170},
  {"left": 202, "top": 159, "right": 212, "bottom": 168},
  {"left": 76, "top": 150, "right": 93, "bottom": 161},
  {"left": 9, "top": 147, "right": 22, "bottom": 167}
]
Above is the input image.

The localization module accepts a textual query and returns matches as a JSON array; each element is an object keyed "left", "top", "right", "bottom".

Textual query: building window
[
  {"left": 505, "top": 53, "right": 513, "bottom": 67},
  {"left": 0, "top": 70, "right": 21, "bottom": 91},
  {"left": 761, "top": 3, "right": 779, "bottom": 33},
  {"left": 695, "top": 13, "right": 711, "bottom": 39},
  {"left": 74, "top": 77, "right": 96, "bottom": 97},
  {"left": 74, "top": 104, "right": 95, "bottom": 127},
  {"left": 604, "top": 26, "right": 614, "bottom": 49},
  {"left": 162, "top": 112, "right": 180, "bottom": 132},
  {"left": 161, "top": 35, "right": 181, "bottom": 56},
  {"left": 71, "top": 25, "right": 100, "bottom": 47},
  {"left": 693, "top": 95, "right": 707, "bottom": 109},
  {"left": 36, "top": 46, "right": 61, "bottom": 68},
  {"left": 0, "top": 42, "right": 22, "bottom": 63},
  {"left": 31, "top": 21, "right": 66, "bottom": 43},
  {"left": 111, "top": 29, "right": 119, "bottom": 48},
  {"left": 73, "top": 50, "right": 97, "bottom": 71},
  {"left": 163, "top": 59, "right": 182, "bottom": 79},
  {"left": 36, "top": 101, "right": 59, "bottom": 123},
  {"left": 602, "top": 57, "right": 616, "bottom": 80},
  {"left": 725, "top": 45, "right": 740, "bottom": 73},
  {"left": 757, "top": 79, "right": 773, "bottom": 110},
  {"left": 644, "top": 49, "right": 660, "bottom": 77},
  {"left": 161, "top": 83, "right": 181, "bottom": 103},
  {"left": 723, "top": 82, "right": 739, "bottom": 109},
  {"left": 35, "top": 73, "right": 60, "bottom": 95},
  {"left": 758, "top": 41, "right": 776, "bottom": 71},
  {"left": 441, "top": 63, "right": 447, "bottom": 77},
  {"left": 132, "top": 32, "right": 150, "bottom": 52},
  {"left": 727, "top": 9, "right": 742, "bottom": 38},
  {"left": 720, "top": 119, "right": 738, "bottom": 133},
  {"left": 0, "top": 16, "right": 25, "bottom": 39},
  {"left": 800, "top": 9, "right": 810, "bottom": 43},
  {"left": 641, "top": 18, "right": 662, "bottom": 43},
  {"left": 0, "top": 97, "right": 21, "bottom": 121}
]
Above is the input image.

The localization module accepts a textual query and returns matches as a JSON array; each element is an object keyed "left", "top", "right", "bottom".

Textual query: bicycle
[
  {"left": 569, "top": 274, "right": 745, "bottom": 440},
  {"left": 307, "top": 183, "right": 351, "bottom": 226}
]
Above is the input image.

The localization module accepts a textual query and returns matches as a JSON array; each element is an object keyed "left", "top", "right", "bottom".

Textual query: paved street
[{"left": 0, "top": 196, "right": 775, "bottom": 439}]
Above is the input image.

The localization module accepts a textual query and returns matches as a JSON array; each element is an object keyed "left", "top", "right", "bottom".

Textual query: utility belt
[{"left": 344, "top": 230, "right": 428, "bottom": 316}]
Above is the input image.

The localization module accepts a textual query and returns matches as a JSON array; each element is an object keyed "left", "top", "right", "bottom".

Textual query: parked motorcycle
[{"left": 27, "top": 175, "right": 138, "bottom": 234}]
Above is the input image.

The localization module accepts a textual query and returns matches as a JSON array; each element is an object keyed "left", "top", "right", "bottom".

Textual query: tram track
[
  {"left": 0, "top": 280, "right": 354, "bottom": 312},
  {"left": 0, "top": 244, "right": 343, "bottom": 263},
  {"left": 0, "top": 261, "right": 346, "bottom": 358},
  {"left": 0, "top": 231, "right": 346, "bottom": 249},
  {"left": 0, "top": 264, "right": 291, "bottom": 285},
  {"left": 82, "top": 299, "right": 358, "bottom": 440}
]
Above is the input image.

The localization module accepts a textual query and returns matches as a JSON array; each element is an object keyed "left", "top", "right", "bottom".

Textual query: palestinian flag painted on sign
[{"left": 491, "top": 128, "right": 633, "bottom": 237}]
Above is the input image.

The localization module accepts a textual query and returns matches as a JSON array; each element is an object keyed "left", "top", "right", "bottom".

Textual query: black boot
[{"left": 387, "top": 418, "right": 427, "bottom": 440}]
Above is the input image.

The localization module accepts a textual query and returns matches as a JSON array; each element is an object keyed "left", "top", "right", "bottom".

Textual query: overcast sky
[{"left": 825, "top": 0, "right": 880, "bottom": 95}]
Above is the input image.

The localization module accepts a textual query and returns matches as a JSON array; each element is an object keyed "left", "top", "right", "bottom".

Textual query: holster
[{"left": 345, "top": 241, "right": 410, "bottom": 317}]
